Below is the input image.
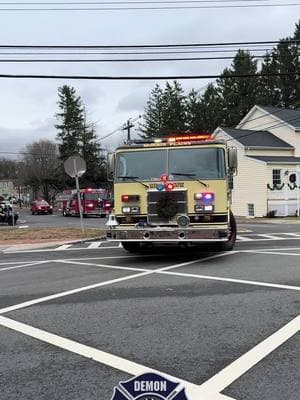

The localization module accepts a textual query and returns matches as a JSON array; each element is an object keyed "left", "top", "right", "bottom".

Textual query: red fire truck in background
[{"left": 61, "top": 188, "right": 113, "bottom": 218}]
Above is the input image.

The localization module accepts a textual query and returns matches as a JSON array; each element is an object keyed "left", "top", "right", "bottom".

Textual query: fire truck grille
[{"left": 147, "top": 190, "right": 187, "bottom": 225}]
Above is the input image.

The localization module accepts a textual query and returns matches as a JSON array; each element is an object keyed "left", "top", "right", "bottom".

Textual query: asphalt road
[
  {"left": 0, "top": 208, "right": 107, "bottom": 229},
  {"left": 0, "top": 229, "right": 299, "bottom": 400}
]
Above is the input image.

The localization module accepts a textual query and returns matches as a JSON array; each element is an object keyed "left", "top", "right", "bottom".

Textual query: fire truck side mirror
[
  {"left": 107, "top": 153, "right": 115, "bottom": 181},
  {"left": 228, "top": 147, "right": 237, "bottom": 173}
]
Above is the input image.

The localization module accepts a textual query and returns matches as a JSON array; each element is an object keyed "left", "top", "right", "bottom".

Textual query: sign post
[
  {"left": 296, "top": 170, "right": 300, "bottom": 217},
  {"left": 64, "top": 155, "right": 87, "bottom": 235}
]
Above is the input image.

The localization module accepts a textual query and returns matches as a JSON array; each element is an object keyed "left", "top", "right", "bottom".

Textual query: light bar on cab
[{"left": 168, "top": 134, "right": 212, "bottom": 143}]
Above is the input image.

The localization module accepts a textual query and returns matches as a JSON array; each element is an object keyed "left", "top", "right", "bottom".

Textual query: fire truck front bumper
[{"left": 106, "top": 225, "right": 229, "bottom": 242}]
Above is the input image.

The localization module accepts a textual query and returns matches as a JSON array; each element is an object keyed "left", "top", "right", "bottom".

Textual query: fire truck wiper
[
  {"left": 117, "top": 176, "right": 149, "bottom": 189},
  {"left": 171, "top": 172, "right": 208, "bottom": 188}
]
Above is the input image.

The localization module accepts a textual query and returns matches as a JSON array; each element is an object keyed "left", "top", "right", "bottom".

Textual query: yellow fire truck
[{"left": 106, "top": 134, "right": 237, "bottom": 253}]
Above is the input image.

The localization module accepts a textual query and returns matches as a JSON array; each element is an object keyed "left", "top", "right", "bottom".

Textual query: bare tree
[{"left": 20, "top": 140, "right": 63, "bottom": 202}]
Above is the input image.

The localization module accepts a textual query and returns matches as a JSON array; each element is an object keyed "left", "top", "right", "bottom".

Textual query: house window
[
  {"left": 272, "top": 169, "right": 281, "bottom": 186},
  {"left": 248, "top": 203, "right": 255, "bottom": 217}
]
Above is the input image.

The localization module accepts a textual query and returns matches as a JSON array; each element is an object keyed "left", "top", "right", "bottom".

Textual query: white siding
[
  {"left": 214, "top": 128, "right": 267, "bottom": 217},
  {"left": 245, "top": 148, "right": 294, "bottom": 157},
  {"left": 231, "top": 154, "right": 267, "bottom": 217},
  {"left": 238, "top": 106, "right": 300, "bottom": 156}
]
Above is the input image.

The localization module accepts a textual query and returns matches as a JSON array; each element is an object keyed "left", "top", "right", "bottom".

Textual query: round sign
[{"left": 64, "top": 155, "right": 86, "bottom": 178}]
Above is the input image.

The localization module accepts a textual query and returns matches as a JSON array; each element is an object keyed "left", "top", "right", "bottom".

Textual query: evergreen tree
[
  {"left": 294, "top": 22, "right": 300, "bottom": 108},
  {"left": 256, "top": 53, "right": 281, "bottom": 106},
  {"left": 185, "top": 89, "right": 203, "bottom": 131},
  {"left": 217, "top": 51, "right": 258, "bottom": 126},
  {"left": 140, "top": 81, "right": 186, "bottom": 138},
  {"left": 140, "top": 84, "right": 165, "bottom": 138},
  {"left": 198, "top": 84, "right": 224, "bottom": 132},
  {"left": 161, "top": 81, "right": 186, "bottom": 135},
  {"left": 55, "top": 85, "right": 106, "bottom": 187},
  {"left": 80, "top": 117, "right": 106, "bottom": 186},
  {"left": 276, "top": 37, "right": 298, "bottom": 108},
  {"left": 55, "top": 85, "right": 85, "bottom": 160}
]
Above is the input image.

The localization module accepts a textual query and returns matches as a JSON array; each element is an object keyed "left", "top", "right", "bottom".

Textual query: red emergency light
[{"left": 165, "top": 182, "right": 175, "bottom": 191}]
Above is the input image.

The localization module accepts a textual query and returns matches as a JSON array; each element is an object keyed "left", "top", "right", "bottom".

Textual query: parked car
[{"left": 31, "top": 200, "right": 53, "bottom": 215}]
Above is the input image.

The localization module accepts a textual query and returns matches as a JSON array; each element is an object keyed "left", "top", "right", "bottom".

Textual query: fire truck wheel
[
  {"left": 121, "top": 241, "right": 141, "bottom": 253},
  {"left": 218, "top": 211, "right": 237, "bottom": 251}
]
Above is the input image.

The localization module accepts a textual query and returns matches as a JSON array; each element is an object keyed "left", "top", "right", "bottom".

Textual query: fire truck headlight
[
  {"left": 122, "top": 207, "right": 131, "bottom": 213},
  {"left": 204, "top": 205, "right": 214, "bottom": 211}
]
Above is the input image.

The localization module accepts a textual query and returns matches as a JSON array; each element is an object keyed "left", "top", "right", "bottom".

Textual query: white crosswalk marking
[
  {"left": 55, "top": 244, "right": 73, "bottom": 250},
  {"left": 48, "top": 233, "right": 300, "bottom": 251},
  {"left": 236, "top": 235, "right": 253, "bottom": 242},
  {"left": 87, "top": 242, "right": 102, "bottom": 249},
  {"left": 255, "top": 234, "right": 283, "bottom": 240}
]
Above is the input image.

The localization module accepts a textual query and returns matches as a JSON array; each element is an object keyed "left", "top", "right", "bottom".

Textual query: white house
[
  {"left": 0, "top": 180, "right": 15, "bottom": 199},
  {"left": 213, "top": 105, "right": 300, "bottom": 217}
]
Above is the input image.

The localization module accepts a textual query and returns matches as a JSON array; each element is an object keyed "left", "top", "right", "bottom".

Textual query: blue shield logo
[{"left": 111, "top": 373, "right": 189, "bottom": 400}]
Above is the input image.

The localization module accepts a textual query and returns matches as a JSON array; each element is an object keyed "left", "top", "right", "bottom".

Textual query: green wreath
[
  {"left": 156, "top": 195, "right": 179, "bottom": 219},
  {"left": 267, "top": 183, "right": 285, "bottom": 191}
]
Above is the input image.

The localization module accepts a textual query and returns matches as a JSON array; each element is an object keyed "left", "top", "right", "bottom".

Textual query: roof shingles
[
  {"left": 258, "top": 105, "right": 300, "bottom": 128},
  {"left": 219, "top": 127, "right": 293, "bottom": 148}
]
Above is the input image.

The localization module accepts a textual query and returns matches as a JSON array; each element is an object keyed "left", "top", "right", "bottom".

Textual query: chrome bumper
[{"left": 106, "top": 225, "right": 229, "bottom": 242}]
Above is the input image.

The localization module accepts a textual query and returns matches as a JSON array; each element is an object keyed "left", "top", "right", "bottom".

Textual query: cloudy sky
[{"left": 0, "top": 2, "right": 298, "bottom": 157}]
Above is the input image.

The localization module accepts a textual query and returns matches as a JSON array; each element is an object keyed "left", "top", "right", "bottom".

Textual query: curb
[{"left": 237, "top": 219, "right": 300, "bottom": 224}]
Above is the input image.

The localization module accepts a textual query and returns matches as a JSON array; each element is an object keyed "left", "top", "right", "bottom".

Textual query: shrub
[{"left": 266, "top": 210, "right": 277, "bottom": 218}]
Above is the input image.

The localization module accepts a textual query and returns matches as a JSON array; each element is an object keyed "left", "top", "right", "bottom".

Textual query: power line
[
  {"left": 0, "top": 48, "right": 275, "bottom": 56},
  {"left": 0, "top": 40, "right": 298, "bottom": 49},
  {"left": 0, "top": 2, "right": 300, "bottom": 10},
  {"left": 0, "top": 72, "right": 298, "bottom": 80},
  {"left": 0, "top": 1, "right": 286, "bottom": 4},
  {"left": 0, "top": 55, "right": 281, "bottom": 62}
]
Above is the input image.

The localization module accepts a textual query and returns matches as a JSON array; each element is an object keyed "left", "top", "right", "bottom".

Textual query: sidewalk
[
  {"left": 237, "top": 217, "right": 300, "bottom": 224},
  {"left": 0, "top": 236, "right": 105, "bottom": 252}
]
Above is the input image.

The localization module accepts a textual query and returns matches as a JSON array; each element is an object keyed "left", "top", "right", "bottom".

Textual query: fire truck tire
[
  {"left": 218, "top": 211, "right": 237, "bottom": 251},
  {"left": 121, "top": 241, "right": 141, "bottom": 253}
]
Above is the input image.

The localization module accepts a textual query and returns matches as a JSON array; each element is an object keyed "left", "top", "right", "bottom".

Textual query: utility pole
[{"left": 123, "top": 119, "right": 134, "bottom": 143}]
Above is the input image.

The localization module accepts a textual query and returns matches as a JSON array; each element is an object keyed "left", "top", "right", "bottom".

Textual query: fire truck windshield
[
  {"left": 116, "top": 147, "right": 225, "bottom": 182},
  {"left": 84, "top": 193, "right": 105, "bottom": 200}
]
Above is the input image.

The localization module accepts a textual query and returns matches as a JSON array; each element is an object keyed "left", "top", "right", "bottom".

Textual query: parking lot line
[
  {"left": 199, "top": 315, "right": 300, "bottom": 394},
  {"left": 158, "top": 270, "right": 300, "bottom": 292},
  {"left": 59, "top": 259, "right": 150, "bottom": 273},
  {"left": 244, "top": 250, "right": 300, "bottom": 257},
  {"left": 0, "top": 315, "right": 235, "bottom": 400},
  {"left": 242, "top": 246, "right": 300, "bottom": 252},
  {"left": 0, "top": 254, "right": 227, "bottom": 315},
  {"left": 0, "top": 260, "right": 48, "bottom": 272}
]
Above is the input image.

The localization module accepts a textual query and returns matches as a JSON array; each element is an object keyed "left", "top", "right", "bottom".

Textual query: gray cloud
[
  {"left": 117, "top": 88, "right": 148, "bottom": 113},
  {"left": 0, "top": 8, "right": 298, "bottom": 155}
]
